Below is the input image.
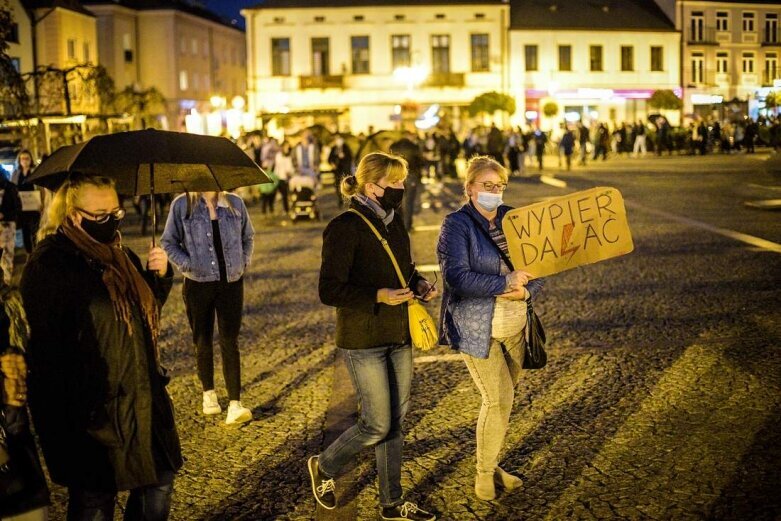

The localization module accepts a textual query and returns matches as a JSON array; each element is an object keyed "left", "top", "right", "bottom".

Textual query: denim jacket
[
  {"left": 161, "top": 193, "right": 254, "bottom": 283},
  {"left": 437, "top": 203, "right": 544, "bottom": 359}
]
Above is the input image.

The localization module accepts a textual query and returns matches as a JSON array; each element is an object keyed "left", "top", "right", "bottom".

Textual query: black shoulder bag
[{"left": 464, "top": 210, "right": 547, "bottom": 369}]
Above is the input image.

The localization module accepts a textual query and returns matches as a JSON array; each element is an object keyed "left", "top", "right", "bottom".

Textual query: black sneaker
[
  {"left": 381, "top": 501, "right": 437, "bottom": 521},
  {"left": 307, "top": 455, "right": 336, "bottom": 510}
]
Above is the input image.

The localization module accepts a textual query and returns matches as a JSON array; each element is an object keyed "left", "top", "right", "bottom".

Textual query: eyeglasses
[
  {"left": 476, "top": 181, "right": 508, "bottom": 193},
  {"left": 75, "top": 207, "right": 126, "bottom": 224}
]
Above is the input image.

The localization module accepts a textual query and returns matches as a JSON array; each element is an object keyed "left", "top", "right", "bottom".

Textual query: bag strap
[
  {"left": 463, "top": 207, "right": 515, "bottom": 271},
  {"left": 347, "top": 209, "right": 407, "bottom": 287}
]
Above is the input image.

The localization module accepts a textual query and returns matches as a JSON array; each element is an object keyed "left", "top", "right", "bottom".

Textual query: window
[
  {"left": 273, "top": 16, "right": 284, "bottom": 23},
  {"left": 471, "top": 34, "right": 490, "bottom": 72},
  {"left": 311, "top": 37, "right": 330, "bottom": 76},
  {"left": 203, "top": 74, "right": 210, "bottom": 92},
  {"left": 765, "top": 52, "right": 778, "bottom": 82},
  {"left": 203, "top": 40, "right": 209, "bottom": 58},
  {"left": 10, "top": 58, "right": 20, "bottom": 72},
  {"left": 431, "top": 34, "right": 450, "bottom": 74},
  {"left": 690, "top": 11, "right": 704, "bottom": 41},
  {"left": 391, "top": 34, "right": 410, "bottom": 68},
  {"left": 193, "top": 73, "right": 199, "bottom": 91},
  {"left": 743, "top": 52, "right": 754, "bottom": 73},
  {"left": 589, "top": 45, "right": 603, "bottom": 71},
  {"left": 271, "top": 38, "right": 290, "bottom": 76},
  {"left": 743, "top": 12, "right": 755, "bottom": 32},
  {"left": 124, "top": 49, "right": 133, "bottom": 63},
  {"left": 67, "top": 39, "right": 76, "bottom": 60},
  {"left": 475, "top": 13, "right": 485, "bottom": 19},
  {"left": 717, "top": 52, "right": 729, "bottom": 73},
  {"left": 314, "top": 16, "right": 325, "bottom": 22},
  {"left": 621, "top": 45, "right": 634, "bottom": 71},
  {"left": 191, "top": 38, "right": 198, "bottom": 55},
  {"left": 354, "top": 15, "right": 364, "bottom": 21},
  {"left": 8, "top": 23, "right": 19, "bottom": 44},
  {"left": 691, "top": 52, "right": 704, "bottom": 83},
  {"left": 83, "top": 42, "right": 90, "bottom": 62},
  {"left": 766, "top": 14, "right": 779, "bottom": 43},
  {"left": 435, "top": 14, "right": 445, "bottom": 20},
  {"left": 651, "top": 46, "right": 664, "bottom": 71},
  {"left": 351, "top": 36, "right": 370, "bottom": 74},
  {"left": 558, "top": 45, "right": 571, "bottom": 71},
  {"left": 525, "top": 45, "right": 538, "bottom": 71},
  {"left": 395, "top": 14, "right": 405, "bottom": 21},
  {"left": 716, "top": 11, "right": 729, "bottom": 32},
  {"left": 180, "top": 37, "right": 187, "bottom": 54},
  {"left": 179, "top": 70, "right": 188, "bottom": 91}
]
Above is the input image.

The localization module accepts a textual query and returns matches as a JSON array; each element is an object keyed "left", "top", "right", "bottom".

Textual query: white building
[
  {"left": 242, "top": 0, "right": 510, "bottom": 134},
  {"left": 509, "top": 0, "right": 681, "bottom": 129},
  {"left": 672, "top": 0, "right": 781, "bottom": 119}
]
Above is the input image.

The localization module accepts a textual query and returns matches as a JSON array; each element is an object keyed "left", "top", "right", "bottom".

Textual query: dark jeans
[
  {"left": 402, "top": 178, "right": 419, "bottom": 232},
  {"left": 20, "top": 211, "right": 41, "bottom": 253},
  {"left": 277, "top": 180, "right": 290, "bottom": 213},
  {"left": 67, "top": 471, "right": 175, "bottom": 521},
  {"left": 319, "top": 345, "right": 412, "bottom": 508},
  {"left": 260, "top": 191, "right": 276, "bottom": 214},
  {"left": 183, "top": 277, "right": 244, "bottom": 400}
]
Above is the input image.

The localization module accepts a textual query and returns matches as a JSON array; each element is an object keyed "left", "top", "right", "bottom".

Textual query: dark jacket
[
  {"left": 437, "top": 203, "right": 544, "bottom": 358},
  {"left": 0, "top": 177, "right": 21, "bottom": 224},
  {"left": 20, "top": 232, "right": 182, "bottom": 491},
  {"left": 390, "top": 138, "right": 424, "bottom": 182},
  {"left": 319, "top": 200, "right": 423, "bottom": 349},
  {"left": 327, "top": 143, "right": 353, "bottom": 178}
]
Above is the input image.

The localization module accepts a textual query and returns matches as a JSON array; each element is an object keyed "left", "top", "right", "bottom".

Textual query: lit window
[
  {"left": 392, "top": 34, "right": 410, "bottom": 68},
  {"left": 179, "top": 70, "right": 188, "bottom": 91},
  {"left": 351, "top": 36, "right": 370, "bottom": 74},
  {"left": 471, "top": 34, "right": 490, "bottom": 72},
  {"left": 271, "top": 38, "right": 290, "bottom": 76}
]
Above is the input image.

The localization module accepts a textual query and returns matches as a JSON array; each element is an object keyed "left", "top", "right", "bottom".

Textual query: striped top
[{"left": 489, "top": 225, "right": 527, "bottom": 339}]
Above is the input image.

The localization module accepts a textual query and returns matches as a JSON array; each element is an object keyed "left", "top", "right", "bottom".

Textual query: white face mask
[{"left": 476, "top": 191, "right": 503, "bottom": 212}]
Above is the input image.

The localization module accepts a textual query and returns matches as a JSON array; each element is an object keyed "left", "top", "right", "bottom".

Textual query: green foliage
[
  {"left": 542, "top": 101, "right": 559, "bottom": 117},
  {"left": 0, "top": 0, "right": 30, "bottom": 118},
  {"left": 765, "top": 90, "right": 781, "bottom": 112},
  {"left": 114, "top": 86, "right": 167, "bottom": 128},
  {"left": 468, "top": 91, "right": 516, "bottom": 117},
  {"left": 648, "top": 89, "right": 683, "bottom": 110}
]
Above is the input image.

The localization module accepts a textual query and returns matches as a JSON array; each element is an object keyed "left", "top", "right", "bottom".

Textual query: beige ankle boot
[
  {"left": 475, "top": 471, "right": 496, "bottom": 500},
  {"left": 494, "top": 467, "right": 523, "bottom": 491}
]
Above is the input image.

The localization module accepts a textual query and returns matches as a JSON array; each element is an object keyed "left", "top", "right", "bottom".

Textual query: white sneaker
[
  {"left": 203, "top": 390, "right": 221, "bottom": 415},
  {"left": 225, "top": 401, "right": 252, "bottom": 425}
]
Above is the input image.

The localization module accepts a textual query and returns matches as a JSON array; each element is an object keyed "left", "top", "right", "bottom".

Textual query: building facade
[
  {"left": 5, "top": 0, "right": 34, "bottom": 77},
  {"left": 509, "top": 0, "right": 681, "bottom": 129},
  {"left": 675, "top": 0, "right": 781, "bottom": 119},
  {"left": 84, "top": 0, "right": 246, "bottom": 131},
  {"left": 243, "top": 0, "right": 509, "bottom": 134}
]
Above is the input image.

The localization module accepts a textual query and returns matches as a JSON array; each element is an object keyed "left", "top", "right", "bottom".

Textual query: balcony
[
  {"left": 762, "top": 28, "right": 781, "bottom": 46},
  {"left": 687, "top": 26, "right": 718, "bottom": 45},
  {"left": 424, "top": 72, "right": 465, "bottom": 88},
  {"left": 299, "top": 75, "right": 344, "bottom": 89},
  {"left": 762, "top": 70, "right": 781, "bottom": 86}
]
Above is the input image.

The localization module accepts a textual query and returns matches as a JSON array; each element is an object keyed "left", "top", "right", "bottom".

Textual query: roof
[
  {"left": 246, "top": 0, "right": 506, "bottom": 9},
  {"left": 82, "top": 0, "right": 243, "bottom": 31},
  {"left": 510, "top": 0, "right": 676, "bottom": 31},
  {"left": 21, "top": 0, "right": 96, "bottom": 17}
]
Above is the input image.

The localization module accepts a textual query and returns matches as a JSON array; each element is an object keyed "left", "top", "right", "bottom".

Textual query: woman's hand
[
  {"left": 499, "top": 286, "right": 530, "bottom": 301},
  {"left": 377, "top": 288, "right": 414, "bottom": 306},
  {"left": 147, "top": 245, "right": 169, "bottom": 276},
  {"left": 506, "top": 270, "right": 533, "bottom": 290},
  {"left": 415, "top": 279, "right": 439, "bottom": 302},
  {"left": 1, "top": 352, "right": 27, "bottom": 407}
]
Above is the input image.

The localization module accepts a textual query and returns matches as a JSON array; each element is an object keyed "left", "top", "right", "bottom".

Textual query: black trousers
[
  {"left": 20, "top": 211, "right": 41, "bottom": 253},
  {"left": 183, "top": 278, "right": 244, "bottom": 400},
  {"left": 67, "top": 470, "right": 175, "bottom": 521}
]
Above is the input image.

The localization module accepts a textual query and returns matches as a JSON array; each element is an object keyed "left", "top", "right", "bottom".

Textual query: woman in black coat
[{"left": 20, "top": 173, "right": 182, "bottom": 521}]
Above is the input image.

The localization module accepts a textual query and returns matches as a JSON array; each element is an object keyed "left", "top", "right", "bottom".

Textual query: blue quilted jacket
[{"left": 437, "top": 203, "right": 544, "bottom": 359}]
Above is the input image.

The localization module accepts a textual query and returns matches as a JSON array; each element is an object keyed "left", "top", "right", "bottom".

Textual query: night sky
[{"left": 205, "top": 0, "right": 256, "bottom": 28}]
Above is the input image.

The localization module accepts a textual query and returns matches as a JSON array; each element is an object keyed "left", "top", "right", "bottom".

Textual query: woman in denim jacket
[
  {"left": 437, "top": 156, "right": 544, "bottom": 501},
  {"left": 161, "top": 192, "right": 254, "bottom": 425}
]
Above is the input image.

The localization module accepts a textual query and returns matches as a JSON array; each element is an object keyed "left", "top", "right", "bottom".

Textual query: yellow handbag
[{"left": 348, "top": 209, "right": 439, "bottom": 351}]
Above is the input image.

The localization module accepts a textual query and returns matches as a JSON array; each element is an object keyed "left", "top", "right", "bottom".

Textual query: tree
[
  {"left": 765, "top": 90, "right": 781, "bottom": 116},
  {"left": 468, "top": 91, "right": 516, "bottom": 118},
  {"left": 542, "top": 101, "right": 559, "bottom": 118},
  {"left": 0, "top": 0, "right": 31, "bottom": 118},
  {"left": 648, "top": 89, "right": 683, "bottom": 111},
  {"left": 24, "top": 63, "right": 116, "bottom": 116},
  {"left": 114, "top": 85, "right": 166, "bottom": 129}
]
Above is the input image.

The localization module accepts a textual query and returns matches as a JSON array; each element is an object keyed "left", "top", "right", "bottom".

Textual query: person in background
[
  {"left": 559, "top": 127, "right": 575, "bottom": 171},
  {"left": 161, "top": 190, "right": 254, "bottom": 426},
  {"left": 328, "top": 135, "right": 353, "bottom": 209},
  {"left": 310, "top": 152, "right": 438, "bottom": 521},
  {"left": 437, "top": 156, "right": 544, "bottom": 502},
  {"left": 390, "top": 131, "right": 424, "bottom": 232},
  {"left": 0, "top": 279, "right": 50, "bottom": 521},
  {"left": 632, "top": 121, "right": 647, "bottom": 157},
  {"left": 274, "top": 141, "right": 295, "bottom": 215},
  {"left": 0, "top": 173, "right": 21, "bottom": 284},
  {"left": 11, "top": 150, "right": 44, "bottom": 255},
  {"left": 259, "top": 170, "right": 280, "bottom": 216},
  {"left": 21, "top": 173, "right": 181, "bottom": 520},
  {"left": 295, "top": 131, "right": 320, "bottom": 181},
  {"left": 577, "top": 121, "right": 590, "bottom": 166},
  {"left": 533, "top": 127, "right": 547, "bottom": 170}
]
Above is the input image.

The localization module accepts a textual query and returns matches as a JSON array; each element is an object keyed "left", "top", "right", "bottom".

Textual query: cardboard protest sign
[
  {"left": 19, "top": 191, "right": 42, "bottom": 212},
  {"left": 502, "top": 187, "right": 633, "bottom": 277}
]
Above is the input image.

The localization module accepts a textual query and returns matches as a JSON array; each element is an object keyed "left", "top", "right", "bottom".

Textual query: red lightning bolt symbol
[{"left": 560, "top": 222, "right": 579, "bottom": 261}]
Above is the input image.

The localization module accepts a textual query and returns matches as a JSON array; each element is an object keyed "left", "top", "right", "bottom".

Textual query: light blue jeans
[{"left": 318, "top": 344, "right": 412, "bottom": 508}]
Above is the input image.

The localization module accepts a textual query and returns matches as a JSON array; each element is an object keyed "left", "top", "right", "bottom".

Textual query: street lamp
[
  {"left": 393, "top": 65, "right": 429, "bottom": 94},
  {"left": 210, "top": 95, "right": 227, "bottom": 109}
]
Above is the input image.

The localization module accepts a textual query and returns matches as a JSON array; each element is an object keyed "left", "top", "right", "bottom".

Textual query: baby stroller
[{"left": 288, "top": 174, "right": 320, "bottom": 222}]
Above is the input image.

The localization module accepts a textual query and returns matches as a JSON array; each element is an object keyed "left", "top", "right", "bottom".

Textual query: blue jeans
[
  {"left": 67, "top": 471, "right": 175, "bottom": 521},
  {"left": 319, "top": 344, "right": 413, "bottom": 508}
]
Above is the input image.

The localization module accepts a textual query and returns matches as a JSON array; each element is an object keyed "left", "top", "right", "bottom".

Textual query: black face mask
[
  {"left": 377, "top": 186, "right": 405, "bottom": 212},
  {"left": 81, "top": 216, "right": 120, "bottom": 244}
]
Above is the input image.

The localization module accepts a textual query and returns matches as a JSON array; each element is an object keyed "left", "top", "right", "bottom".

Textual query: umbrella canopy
[
  {"left": 27, "top": 128, "right": 270, "bottom": 195},
  {"left": 356, "top": 130, "right": 404, "bottom": 162}
]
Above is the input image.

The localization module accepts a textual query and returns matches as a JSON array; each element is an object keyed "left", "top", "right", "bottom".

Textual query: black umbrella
[{"left": 27, "top": 129, "right": 270, "bottom": 244}]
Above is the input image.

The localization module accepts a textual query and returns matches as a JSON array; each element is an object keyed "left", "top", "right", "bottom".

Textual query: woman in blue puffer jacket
[{"left": 436, "top": 156, "right": 544, "bottom": 502}]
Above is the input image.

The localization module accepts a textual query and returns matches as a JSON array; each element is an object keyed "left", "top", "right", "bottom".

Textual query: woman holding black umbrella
[
  {"left": 161, "top": 191, "right": 254, "bottom": 425},
  {"left": 21, "top": 172, "right": 182, "bottom": 520}
]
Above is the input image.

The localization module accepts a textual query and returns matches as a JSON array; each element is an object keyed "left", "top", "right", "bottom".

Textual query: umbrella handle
[{"left": 150, "top": 163, "right": 156, "bottom": 247}]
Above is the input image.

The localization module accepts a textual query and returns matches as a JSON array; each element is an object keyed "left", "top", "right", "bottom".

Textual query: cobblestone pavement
[{"left": 37, "top": 153, "right": 780, "bottom": 520}]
